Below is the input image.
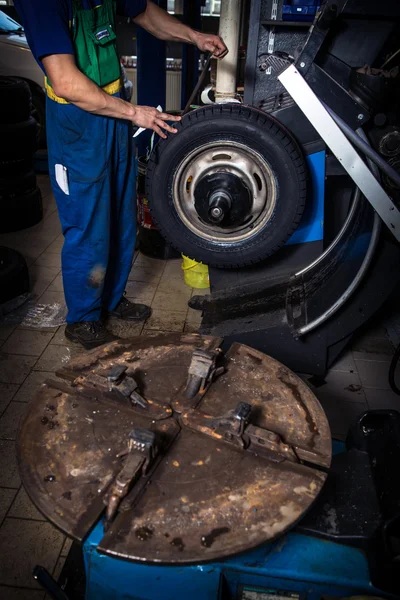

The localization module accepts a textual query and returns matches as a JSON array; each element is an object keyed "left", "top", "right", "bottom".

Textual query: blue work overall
[{"left": 46, "top": 0, "right": 136, "bottom": 323}]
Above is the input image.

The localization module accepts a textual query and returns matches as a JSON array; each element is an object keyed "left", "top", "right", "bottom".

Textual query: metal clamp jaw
[
  {"left": 107, "top": 365, "right": 148, "bottom": 409},
  {"left": 181, "top": 402, "right": 299, "bottom": 463},
  {"left": 185, "top": 348, "right": 224, "bottom": 399},
  {"left": 104, "top": 428, "right": 157, "bottom": 525}
]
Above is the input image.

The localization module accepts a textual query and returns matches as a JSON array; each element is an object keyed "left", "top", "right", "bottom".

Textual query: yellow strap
[{"left": 45, "top": 77, "right": 122, "bottom": 104}]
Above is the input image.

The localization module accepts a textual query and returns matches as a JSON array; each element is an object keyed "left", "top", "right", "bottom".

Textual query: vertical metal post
[
  {"left": 215, "top": 0, "right": 242, "bottom": 101},
  {"left": 136, "top": 0, "right": 167, "bottom": 155}
]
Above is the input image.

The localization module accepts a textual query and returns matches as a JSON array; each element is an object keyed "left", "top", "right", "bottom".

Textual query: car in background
[{"left": 0, "top": 8, "right": 46, "bottom": 147}]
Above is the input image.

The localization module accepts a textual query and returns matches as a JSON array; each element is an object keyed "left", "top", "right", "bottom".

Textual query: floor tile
[
  {"left": 1, "top": 330, "right": 53, "bottom": 357},
  {"left": 128, "top": 265, "right": 164, "bottom": 284},
  {"left": 364, "top": 387, "right": 400, "bottom": 411},
  {"left": 162, "top": 259, "right": 184, "bottom": 280},
  {"left": 353, "top": 349, "right": 394, "bottom": 363},
  {"left": 45, "top": 235, "right": 64, "bottom": 254},
  {"left": 60, "top": 537, "right": 73, "bottom": 558},
  {"left": 0, "top": 586, "right": 45, "bottom": 599},
  {"left": 0, "top": 519, "right": 64, "bottom": 588},
  {"left": 28, "top": 265, "right": 60, "bottom": 298},
  {"left": 191, "top": 287, "right": 211, "bottom": 297},
  {"left": 8, "top": 487, "right": 45, "bottom": 521},
  {"left": 42, "top": 200, "right": 58, "bottom": 221},
  {"left": 134, "top": 253, "right": 166, "bottom": 270},
  {"left": 37, "top": 175, "right": 53, "bottom": 197},
  {"left": 0, "top": 354, "right": 37, "bottom": 384},
  {"left": 0, "top": 383, "right": 19, "bottom": 415},
  {"left": 186, "top": 307, "right": 202, "bottom": 324},
  {"left": 46, "top": 273, "right": 63, "bottom": 293},
  {"left": 0, "top": 488, "right": 17, "bottom": 524},
  {"left": 354, "top": 358, "right": 392, "bottom": 390},
  {"left": 0, "top": 324, "right": 16, "bottom": 342},
  {"left": 143, "top": 309, "right": 186, "bottom": 332},
  {"left": 48, "top": 327, "right": 67, "bottom": 346},
  {"left": 13, "top": 371, "right": 56, "bottom": 404},
  {"left": 0, "top": 440, "right": 21, "bottom": 488},
  {"left": 318, "top": 395, "right": 368, "bottom": 438},
  {"left": 33, "top": 252, "right": 61, "bottom": 270},
  {"left": 311, "top": 370, "right": 366, "bottom": 404},
  {"left": 152, "top": 291, "right": 190, "bottom": 313},
  {"left": 184, "top": 308, "right": 202, "bottom": 333},
  {"left": 105, "top": 317, "right": 143, "bottom": 339},
  {"left": 37, "top": 290, "right": 66, "bottom": 308},
  {"left": 52, "top": 556, "right": 66, "bottom": 582},
  {"left": 124, "top": 281, "right": 157, "bottom": 304},
  {"left": 0, "top": 402, "right": 28, "bottom": 441},
  {"left": 42, "top": 211, "right": 62, "bottom": 232},
  {"left": 157, "top": 276, "right": 192, "bottom": 296},
  {"left": 352, "top": 333, "right": 393, "bottom": 359},
  {"left": 330, "top": 350, "right": 357, "bottom": 373},
  {"left": 34, "top": 345, "right": 83, "bottom": 372},
  {"left": 184, "top": 321, "right": 201, "bottom": 333}
]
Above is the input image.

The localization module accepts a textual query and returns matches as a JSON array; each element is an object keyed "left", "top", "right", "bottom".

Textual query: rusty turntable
[{"left": 16, "top": 334, "right": 400, "bottom": 600}]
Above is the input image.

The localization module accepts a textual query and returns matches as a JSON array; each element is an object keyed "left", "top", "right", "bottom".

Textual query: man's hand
[
  {"left": 192, "top": 32, "right": 228, "bottom": 59},
  {"left": 135, "top": 3, "right": 228, "bottom": 59},
  {"left": 132, "top": 106, "right": 181, "bottom": 139}
]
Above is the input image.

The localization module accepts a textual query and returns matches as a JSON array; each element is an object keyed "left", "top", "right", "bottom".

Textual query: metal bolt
[
  {"left": 357, "top": 114, "right": 364, "bottom": 120},
  {"left": 300, "top": 62, "right": 306, "bottom": 68},
  {"left": 211, "top": 207, "right": 223, "bottom": 219}
]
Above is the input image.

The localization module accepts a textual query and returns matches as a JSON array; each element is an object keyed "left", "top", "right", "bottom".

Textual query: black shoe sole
[
  {"left": 109, "top": 307, "right": 152, "bottom": 322},
  {"left": 65, "top": 328, "right": 117, "bottom": 350}
]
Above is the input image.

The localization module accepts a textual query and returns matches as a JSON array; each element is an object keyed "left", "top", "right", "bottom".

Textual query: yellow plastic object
[{"left": 182, "top": 255, "right": 209, "bottom": 289}]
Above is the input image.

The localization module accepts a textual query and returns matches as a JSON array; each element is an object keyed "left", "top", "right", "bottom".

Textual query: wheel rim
[{"left": 172, "top": 141, "right": 277, "bottom": 243}]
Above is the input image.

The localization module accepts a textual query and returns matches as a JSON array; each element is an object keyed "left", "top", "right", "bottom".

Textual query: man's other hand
[
  {"left": 194, "top": 33, "right": 228, "bottom": 59},
  {"left": 132, "top": 106, "right": 181, "bottom": 139}
]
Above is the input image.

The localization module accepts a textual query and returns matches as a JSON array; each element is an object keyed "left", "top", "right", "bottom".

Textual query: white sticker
[{"left": 55, "top": 163, "right": 69, "bottom": 195}]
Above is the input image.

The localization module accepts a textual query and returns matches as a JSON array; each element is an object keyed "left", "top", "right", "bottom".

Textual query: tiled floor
[{"left": 0, "top": 175, "right": 399, "bottom": 598}]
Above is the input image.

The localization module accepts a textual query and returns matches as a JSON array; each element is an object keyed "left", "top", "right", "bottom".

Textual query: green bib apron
[{"left": 46, "top": 0, "right": 121, "bottom": 102}]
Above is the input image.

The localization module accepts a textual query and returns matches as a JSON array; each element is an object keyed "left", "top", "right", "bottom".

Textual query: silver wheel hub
[{"left": 172, "top": 141, "right": 277, "bottom": 243}]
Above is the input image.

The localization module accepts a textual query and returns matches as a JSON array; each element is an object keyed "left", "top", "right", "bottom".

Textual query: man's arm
[
  {"left": 134, "top": 1, "right": 228, "bottom": 58},
  {"left": 42, "top": 54, "right": 180, "bottom": 138}
]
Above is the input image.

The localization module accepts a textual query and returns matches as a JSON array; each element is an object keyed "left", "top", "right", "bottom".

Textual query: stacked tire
[{"left": 0, "top": 77, "right": 43, "bottom": 234}]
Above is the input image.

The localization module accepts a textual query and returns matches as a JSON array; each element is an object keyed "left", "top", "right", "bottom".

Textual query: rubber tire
[
  {"left": 0, "top": 77, "right": 32, "bottom": 124},
  {"left": 0, "top": 187, "right": 43, "bottom": 234},
  {"left": 31, "top": 88, "right": 47, "bottom": 149},
  {"left": 0, "top": 117, "right": 38, "bottom": 161},
  {"left": 0, "top": 246, "right": 29, "bottom": 305},
  {"left": 0, "top": 158, "right": 34, "bottom": 178},
  {"left": 146, "top": 104, "right": 307, "bottom": 268},
  {"left": 0, "top": 170, "right": 36, "bottom": 198}
]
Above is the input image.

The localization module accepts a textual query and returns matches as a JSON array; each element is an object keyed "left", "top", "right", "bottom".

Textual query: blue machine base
[
  {"left": 83, "top": 526, "right": 389, "bottom": 600},
  {"left": 82, "top": 441, "right": 391, "bottom": 600}
]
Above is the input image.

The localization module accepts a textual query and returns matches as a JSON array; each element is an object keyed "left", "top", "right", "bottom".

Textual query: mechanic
[{"left": 14, "top": 0, "right": 227, "bottom": 349}]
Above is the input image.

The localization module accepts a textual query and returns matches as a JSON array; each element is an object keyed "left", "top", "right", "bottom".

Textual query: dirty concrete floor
[{"left": 0, "top": 175, "right": 399, "bottom": 598}]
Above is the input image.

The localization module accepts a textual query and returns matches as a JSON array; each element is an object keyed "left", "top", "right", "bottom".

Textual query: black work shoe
[
  {"left": 65, "top": 321, "right": 118, "bottom": 350},
  {"left": 109, "top": 296, "right": 152, "bottom": 322}
]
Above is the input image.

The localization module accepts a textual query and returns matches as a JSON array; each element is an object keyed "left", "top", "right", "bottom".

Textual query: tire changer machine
[
  {"left": 185, "top": 0, "right": 400, "bottom": 377},
  {"left": 18, "top": 2, "right": 400, "bottom": 600}
]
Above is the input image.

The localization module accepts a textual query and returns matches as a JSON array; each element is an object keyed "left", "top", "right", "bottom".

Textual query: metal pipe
[
  {"left": 293, "top": 186, "right": 362, "bottom": 279},
  {"left": 322, "top": 102, "right": 400, "bottom": 189},
  {"left": 296, "top": 129, "right": 382, "bottom": 337},
  {"left": 215, "top": 0, "right": 241, "bottom": 102}
]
